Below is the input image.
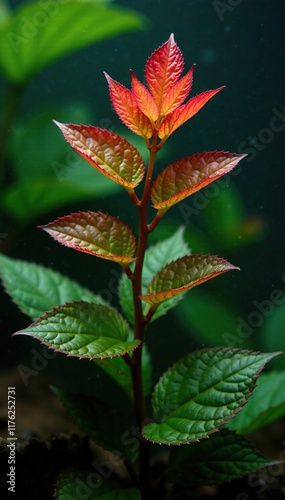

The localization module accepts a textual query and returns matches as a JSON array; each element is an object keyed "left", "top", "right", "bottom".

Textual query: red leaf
[
  {"left": 161, "top": 65, "right": 195, "bottom": 117},
  {"left": 145, "top": 33, "right": 184, "bottom": 109},
  {"left": 151, "top": 151, "right": 247, "bottom": 210},
  {"left": 39, "top": 212, "right": 136, "bottom": 264},
  {"left": 104, "top": 73, "right": 153, "bottom": 140},
  {"left": 131, "top": 70, "right": 159, "bottom": 122},
  {"left": 158, "top": 87, "right": 225, "bottom": 140},
  {"left": 141, "top": 254, "right": 239, "bottom": 305},
  {"left": 54, "top": 122, "right": 145, "bottom": 188}
]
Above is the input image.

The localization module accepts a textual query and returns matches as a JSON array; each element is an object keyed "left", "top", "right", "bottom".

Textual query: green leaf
[
  {"left": 56, "top": 469, "right": 141, "bottom": 500},
  {"left": 0, "top": 1, "right": 146, "bottom": 83},
  {"left": 53, "top": 388, "right": 137, "bottom": 463},
  {"left": 141, "top": 254, "right": 238, "bottom": 306},
  {"left": 167, "top": 429, "right": 277, "bottom": 486},
  {"left": 142, "top": 347, "right": 279, "bottom": 445},
  {"left": 119, "top": 227, "right": 190, "bottom": 324},
  {"left": 259, "top": 302, "right": 285, "bottom": 369},
  {"left": 9, "top": 103, "right": 94, "bottom": 182},
  {"left": 151, "top": 151, "right": 246, "bottom": 211},
  {"left": 55, "top": 123, "right": 145, "bottom": 188},
  {"left": 0, "top": 0, "right": 10, "bottom": 25},
  {"left": 1, "top": 177, "right": 118, "bottom": 222},
  {"left": 227, "top": 371, "right": 285, "bottom": 434},
  {"left": 15, "top": 302, "right": 140, "bottom": 359},
  {"left": 96, "top": 344, "right": 152, "bottom": 399},
  {"left": 201, "top": 183, "right": 265, "bottom": 250},
  {"left": 174, "top": 289, "right": 253, "bottom": 348},
  {"left": 0, "top": 254, "right": 105, "bottom": 319},
  {"left": 40, "top": 211, "right": 136, "bottom": 264}
]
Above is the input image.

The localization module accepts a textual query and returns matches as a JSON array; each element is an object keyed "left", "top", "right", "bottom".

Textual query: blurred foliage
[
  {"left": 0, "top": 0, "right": 147, "bottom": 244},
  {"left": 0, "top": 0, "right": 146, "bottom": 83},
  {"left": 148, "top": 181, "right": 267, "bottom": 351}
]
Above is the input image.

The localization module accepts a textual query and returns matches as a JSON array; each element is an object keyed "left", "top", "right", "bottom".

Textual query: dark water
[{"left": 1, "top": 0, "right": 284, "bottom": 384}]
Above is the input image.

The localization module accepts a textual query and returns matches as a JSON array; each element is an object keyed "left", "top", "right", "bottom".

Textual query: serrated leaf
[
  {"left": 54, "top": 123, "right": 145, "bottom": 188},
  {"left": 131, "top": 70, "right": 159, "bottom": 122},
  {"left": 56, "top": 469, "right": 141, "bottom": 500},
  {"left": 119, "top": 227, "right": 190, "bottom": 323},
  {"left": 15, "top": 302, "right": 140, "bottom": 359},
  {"left": 160, "top": 66, "right": 195, "bottom": 116},
  {"left": 227, "top": 371, "right": 285, "bottom": 434},
  {"left": 0, "top": 1, "right": 146, "bottom": 83},
  {"left": 141, "top": 254, "right": 238, "bottom": 306},
  {"left": 151, "top": 151, "right": 246, "bottom": 210},
  {"left": 0, "top": 254, "right": 104, "bottom": 320},
  {"left": 145, "top": 34, "right": 184, "bottom": 109},
  {"left": 158, "top": 87, "right": 224, "bottom": 140},
  {"left": 142, "top": 348, "right": 279, "bottom": 445},
  {"left": 104, "top": 74, "right": 153, "bottom": 140},
  {"left": 167, "top": 429, "right": 277, "bottom": 486},
  {"left": 53, "top": 388, "right": 137, "bottom": 463},
  {"left": 40, "top": 211, "right": 136, "bottom": 264}
]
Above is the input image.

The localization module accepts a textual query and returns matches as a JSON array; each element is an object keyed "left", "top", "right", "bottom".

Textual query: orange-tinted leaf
[
  {"left": 151, "top": 151, "right": 246, "bottom": 210},
  {"left": 131, "top": 70, "right": 159, "bottom": 122},
  {"left": 145, "top": 33, "right": 184, "bottom": 109},
  {"left": 104, "top": 73, "right": 153, "bottom": 140},
  {"left": 158, "top": 87, "right": 225, "bottom": 140},
  {"left": 40, "top": 212, "right": 136, "bottom": 264},
  {"left": 161, "top": 66, "right": 195, "bottom": 117},
  {"left": 141, "top": 254, "right": 238, "bottom": 305},
  {"left": 54, "top": 122, "right": 145, "bottom": 188}
]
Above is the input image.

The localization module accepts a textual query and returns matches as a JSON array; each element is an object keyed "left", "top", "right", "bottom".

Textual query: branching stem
[{"left": 129, "top": 131, "right": 160, "bottom": 494}]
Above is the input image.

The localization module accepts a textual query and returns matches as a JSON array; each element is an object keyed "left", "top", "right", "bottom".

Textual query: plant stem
[{"left": 130, "top": 132, "right": 159, "bottom": 494}]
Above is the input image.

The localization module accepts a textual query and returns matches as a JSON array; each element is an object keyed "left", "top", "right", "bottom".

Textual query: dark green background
[{"left": 1, "top": 0, "right": 284, "bottom": 389}]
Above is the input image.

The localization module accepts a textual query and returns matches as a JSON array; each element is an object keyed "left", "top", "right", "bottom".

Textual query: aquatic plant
[{"left": 1, "top": 34, "right": 284, "bottom": 498}]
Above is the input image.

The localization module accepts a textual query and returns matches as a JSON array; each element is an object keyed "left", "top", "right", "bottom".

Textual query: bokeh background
[{"left": 0, "top": 0, "right": 284, "bottom": 393}]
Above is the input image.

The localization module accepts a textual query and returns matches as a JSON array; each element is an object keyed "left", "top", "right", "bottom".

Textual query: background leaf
[
  {"left": 143, "top": 348, "right": 278, "bottom": 444},
  {"left": 53, "top": 388, "right": 138, "bottom": 463},
  {"left": 0, "top": 0, "right": 146, "bottom": 83},
  {"left": 258, "top": 301, "right": 285, "bottom": 369},
  {"left": 56, "top": 469, "right": 141, "bottom": 500},
  {"left": 173, "top": 288, "right": 253, "bottom": 349},
  {"left": 226, "top": 371, "right": 285, "bottom": 434},
  {"left": 167, "top": 429, "right": 277, "bottom": 486},
  {"left": 2, "top": 178, "right": 118, "bottom": 222},
  {"left": 96, "top": 344, "right": 152, "bottom": 399},
  {"left": 15, "top": 302, "right": 140, "bottom": 359},
  {"left": 0, "top": 254, "right": 105, "bottom": 319}
]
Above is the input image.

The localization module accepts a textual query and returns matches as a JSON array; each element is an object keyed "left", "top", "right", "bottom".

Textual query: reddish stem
[{"left": 129, "top": 132, "right": 159, "bottom": 494}]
